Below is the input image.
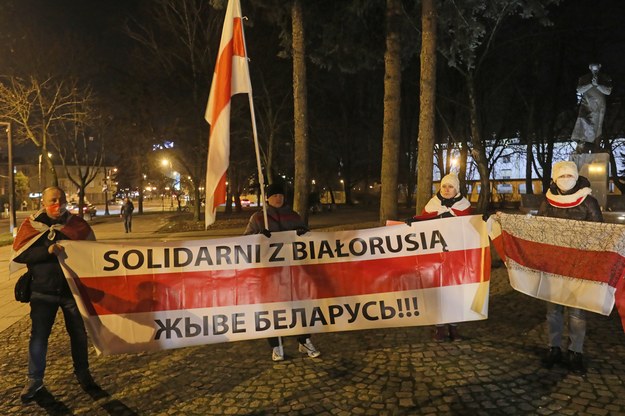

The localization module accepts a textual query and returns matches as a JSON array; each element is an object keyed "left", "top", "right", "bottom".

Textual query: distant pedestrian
[
  {"left": 405, "top": 173, "right": 472, "bottom": 342},
  {"left": 11, "top": 186, "right": 99, "bottom": 402},
  {"left": 21, "top": 200, "right": 28, "bottom": 211},
  {"left": 120, "top": 197, "right": 134, "bottom": 233},
  {"left": 244, "top": 183, "right": 321, "bottom": 361},
  {"left": 538, "top": 161, "right": 602, "bottom": 375}
]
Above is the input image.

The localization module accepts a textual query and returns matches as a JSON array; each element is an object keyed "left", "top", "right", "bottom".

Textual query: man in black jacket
[{"left": 11, "top": 186, "right": 98, "bottom": 401}]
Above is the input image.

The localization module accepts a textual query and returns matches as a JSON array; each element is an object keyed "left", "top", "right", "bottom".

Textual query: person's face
[
  {"left": 42, "top": 189, "right": 67, "bottom": 219},
  {"left": 440, "top": 183, "right": 458, "bottom": 199},
  {"left": 267, "top": 193, "right": 284, "bottom": 208},
  {"left": 555, "top": 173, "right": 577, "bottom": 192},
  {"left": 589, "top": 64, "right": 600, "bottom": 73}
]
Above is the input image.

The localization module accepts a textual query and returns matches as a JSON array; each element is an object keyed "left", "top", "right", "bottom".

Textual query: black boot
[
  {"left": 448, "top": 324, "right": 462, "bottom": 342},
  {"left": 541, "top": 347, "right": 562, "bottom": 369},
  {"left": 433, "top": 325, "right": 447, "bottom": 342},
  {"left": 568, "top": 351, "right": 586, "bottom": 375}
]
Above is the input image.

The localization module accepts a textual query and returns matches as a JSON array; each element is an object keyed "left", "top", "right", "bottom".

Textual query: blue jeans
[
  {"left": 546, "top": 302, "right": 586, "bottom": 353},
  {"left": 123, "top": 215, "right": 132, "bottom": 232},
  {"left": 28, "top": 292, "right": 90, "bottom": 380}
]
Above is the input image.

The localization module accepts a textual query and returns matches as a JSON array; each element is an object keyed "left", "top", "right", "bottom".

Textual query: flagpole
[
  {"left": 248, "top": 97, "right": 269, "bottom": 230},
  {"left": 238, "top": 17, "right": 268, "bottom": 231},
  {"left": 238, "top": 9, "right": 275, "bottom": 351}
]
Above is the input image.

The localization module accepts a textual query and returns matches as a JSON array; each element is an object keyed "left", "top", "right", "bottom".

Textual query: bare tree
[
  {"left": 53, "top": 121, "right": 104, "bottom": 219},
  {"left": 124, "top": 0, "right": 223, "bottom": 221},
  {"left": 0, "top": 76, "right": 91, "bottom": 188}
]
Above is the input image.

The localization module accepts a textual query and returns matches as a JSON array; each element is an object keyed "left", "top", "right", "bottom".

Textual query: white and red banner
[
  {"left": 59, "top": 216, "right": 490, "bottom": 355},
  {"left": 488, "top": 212, "right": 625, "bottom": 330},
  {"left": 204, "top": 0, "right": 252, "bottom": 228}
]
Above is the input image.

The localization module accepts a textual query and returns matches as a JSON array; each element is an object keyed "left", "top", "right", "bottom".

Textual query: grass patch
[{"left": 0, "top": 232, "right": 14, "bottom": 247}]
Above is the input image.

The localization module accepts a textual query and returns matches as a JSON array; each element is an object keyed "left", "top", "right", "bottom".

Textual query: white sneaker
[
  {"left": 298, "top": 339, "right": 321, "bottom": 358},
  {"left": 272, "top": 346, "right": 284, "bottom": 362}
]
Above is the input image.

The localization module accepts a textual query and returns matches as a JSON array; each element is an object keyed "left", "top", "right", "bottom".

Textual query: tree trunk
[
  {"left": 466, "top": 76, "right": 490, "bottom": 213},
  {"left": 459, "top": 140, "right": 468, "bottom": 193},
  {"left": 525, "top": 138, "right": 534, "bottom": 193},
  {"left": 379, "top": 0, "right": 402, "bottom": 225},
  {"left": 291, "top": 0, "right": 309, "bottom": 224},
  {"left": 415, "top": 0, "right": 437, "bottom": 215}
]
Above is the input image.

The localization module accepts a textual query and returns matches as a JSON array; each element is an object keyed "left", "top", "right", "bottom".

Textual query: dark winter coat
[
  {"left": 121, "top": 200, "right": 134, "bottom": 217},
  {"left": 537, "top": 176, "right": 603, "bottom": 222},
  {"left": 13, "top": 211, "right": 92, "bottom": 296},
  {"left": 244, "top": 204, "right": 306, "bottom": 235}
]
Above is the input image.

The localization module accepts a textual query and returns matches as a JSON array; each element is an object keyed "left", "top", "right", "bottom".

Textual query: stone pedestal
[{"left": 571, "top": 152, "right": 609, "bottom": 210}]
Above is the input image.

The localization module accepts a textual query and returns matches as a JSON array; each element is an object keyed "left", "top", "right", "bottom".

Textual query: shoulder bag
[{"left": 14, "top": 270, "right": 33, "bottom": 303}]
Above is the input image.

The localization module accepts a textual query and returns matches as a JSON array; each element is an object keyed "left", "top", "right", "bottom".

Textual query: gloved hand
[
  {"left": 296, "top": 227, "right": 309, "bottom": 236},
  {"left": 404, "top": 217, "right": 416, "bottom": 226},
  {"left": 260, "top": 228, "right": 272, "bottom": 238}
]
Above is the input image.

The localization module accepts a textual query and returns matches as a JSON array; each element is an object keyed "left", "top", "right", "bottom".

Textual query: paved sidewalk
[{"left": 1, "top": 211, "right": 625, "bottom": 415}]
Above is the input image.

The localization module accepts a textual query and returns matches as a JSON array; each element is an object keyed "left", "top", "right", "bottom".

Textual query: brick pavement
[{"left": 1, "top": 210, "right": 625, "bottom": 415}]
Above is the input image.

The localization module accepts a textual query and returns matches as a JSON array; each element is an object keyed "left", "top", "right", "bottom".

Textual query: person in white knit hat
[
  {"left": 405, "top": 172, "right": 472, "bottom": 341},
  {"left": 537, "top": 160, "right": 602, "bottom": 375}
]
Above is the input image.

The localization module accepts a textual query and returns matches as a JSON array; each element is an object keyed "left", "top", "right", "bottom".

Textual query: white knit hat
[
  {"left": 552, "top": 161, "right": 579, "bottom": 181},
  {"left": 441, "top": 173, "right": 460, "bottom": 192}
]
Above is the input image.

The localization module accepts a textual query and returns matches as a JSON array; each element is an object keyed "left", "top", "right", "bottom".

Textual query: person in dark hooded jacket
[
  {"left": 537, "top": 161, "right": 602, "bottom": 375},
  {"left": 244, "top": 183, "right": 321, "bottom": 362}
]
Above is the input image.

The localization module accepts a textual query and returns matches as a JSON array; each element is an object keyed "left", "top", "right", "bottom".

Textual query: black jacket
[
  {"left": 537, "top": 176, "right": 603, "bottom": 222},
  {"left": 14, "top": 212, "right": 78, "bottom": 296}
]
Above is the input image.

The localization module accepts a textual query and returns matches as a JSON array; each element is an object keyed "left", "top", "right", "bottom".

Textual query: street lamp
[
  {"left": 161, "top": 159, "right": 175, "bottom": 209},
  {"left": 340, "top": 179, "right": 345, "bottom": 204},
  {"left": 0, "top": 122, "right": 16, "bottom": 233},
  {"left": 103, "top": 167, "right": 110, "bottom": 215}
]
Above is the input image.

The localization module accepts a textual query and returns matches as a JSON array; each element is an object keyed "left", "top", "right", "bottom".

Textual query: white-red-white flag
[
  {"left": 59, "top": 216, "right": 490, "bottom": 355},
  {"left": 204, "top": 0, "right": 252, "bottom": 228},
  {"left": 488, "top": 212, "right": 625, "bottom": 332}
]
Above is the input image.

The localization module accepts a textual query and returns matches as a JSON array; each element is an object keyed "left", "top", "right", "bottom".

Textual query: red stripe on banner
[
  {"left": 502, "top": 231, "right": 625, "bottom": 287},
  {"left": 74, "top": 247, "right": 489, "bottom": 316}
]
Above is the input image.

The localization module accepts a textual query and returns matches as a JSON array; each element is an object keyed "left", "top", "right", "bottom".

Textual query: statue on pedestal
[{"left": 571, "top": 63, "right": 612, "bottom": 153}]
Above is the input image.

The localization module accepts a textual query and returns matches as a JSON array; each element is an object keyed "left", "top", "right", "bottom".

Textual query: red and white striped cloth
[
  {"left": 9, "top": 210, "right": 95, "bottom": 277},
  {"left": 59, "top": 216, "right": 490, "bottom": 355},
  {"left": 204, "top": 0, "right": 252, "bottom": 228},
  {"left": 488, "top": 212, "right": 625, "bottom": 331}
]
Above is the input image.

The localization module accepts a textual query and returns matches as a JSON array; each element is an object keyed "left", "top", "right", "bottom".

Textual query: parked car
[
  {"left": 240, "top": 198, "right": 251, "bottom": 207},
  {"left": 67, "top": 203, "right": 97, "bottom": 219}
]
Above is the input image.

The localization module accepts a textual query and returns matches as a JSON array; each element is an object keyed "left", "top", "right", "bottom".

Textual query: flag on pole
[{"left": 204, "top": 0, "right": 252, "bottom": 228}]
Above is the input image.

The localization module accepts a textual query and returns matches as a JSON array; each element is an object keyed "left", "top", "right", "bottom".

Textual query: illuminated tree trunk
[
  {"left": 415, "top": 0, "right": 437, "bottom": 214},
  {"left": 379, "top": 0, "right": 402, "bottom": 224},
  {"left": 292, "top": 0, "right": 309, "bottom": 223}
]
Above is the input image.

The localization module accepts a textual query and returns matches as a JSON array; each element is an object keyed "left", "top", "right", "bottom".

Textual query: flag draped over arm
[{"left": 204, "top": 0, "right": 252, "bottom": 228}]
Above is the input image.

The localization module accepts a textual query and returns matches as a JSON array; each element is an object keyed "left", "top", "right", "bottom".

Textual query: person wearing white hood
[
  {"left": 405, "top": 173, "right": 472, "bottom": 341},
  {"left": 537, "top": 161, "right": 602, "bottom": 375}
]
